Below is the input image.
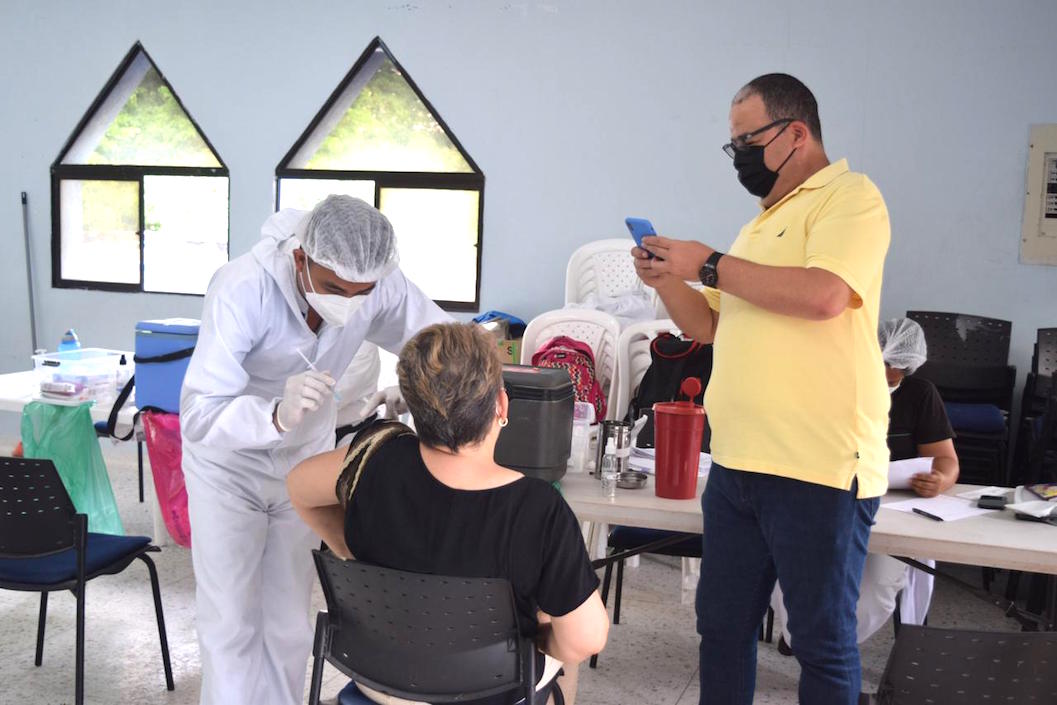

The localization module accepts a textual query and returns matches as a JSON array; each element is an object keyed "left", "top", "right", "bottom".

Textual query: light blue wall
[{"left": 1, "top": 0, "right": 1055, "bottom": 385}]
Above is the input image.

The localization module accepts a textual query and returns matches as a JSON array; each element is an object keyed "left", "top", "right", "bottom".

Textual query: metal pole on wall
[{"left": 21, "top": 191, "right": 39, "bottom": 353}]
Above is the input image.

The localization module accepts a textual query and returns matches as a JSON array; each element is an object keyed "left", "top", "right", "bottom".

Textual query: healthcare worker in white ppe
[{"left": 180, "top": 195, "right": 449, "bottom": 705}]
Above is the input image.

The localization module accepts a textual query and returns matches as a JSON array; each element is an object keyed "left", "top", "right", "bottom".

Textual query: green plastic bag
[{"left": 21, "top": 401, "right": 125, "bottom": 535}]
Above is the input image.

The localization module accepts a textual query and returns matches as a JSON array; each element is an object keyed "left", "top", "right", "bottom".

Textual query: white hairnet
[
  {"left": 298, "top": 195, "right": 398, "bottom": 282},
  {"left": 878, "top": 318, "right": 928, "bottom": 374}
]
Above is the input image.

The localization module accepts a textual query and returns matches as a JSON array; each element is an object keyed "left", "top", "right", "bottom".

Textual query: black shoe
[{"left": 777, "top": 634, "right": 793, "bottom": 656}]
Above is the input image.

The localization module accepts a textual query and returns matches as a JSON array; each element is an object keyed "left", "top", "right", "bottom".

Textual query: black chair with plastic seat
[
  {"left": 1024, "top": 376, "right": 1057, "bottom": 485},
  {"left": 906, "top": 311, "right": 1015, "bottom": 485},
  {"left": 0, "top": 457, "right": 173, "bottom": 705},
  {"left": 875, "top": 625, "right": 1057, "bottom": 704},
  {"left": 307, "top": 550, "right": 552, "bottom": 705},
  {"left": 1011, "top": 328, "right": 1057, "bottom": 484}
]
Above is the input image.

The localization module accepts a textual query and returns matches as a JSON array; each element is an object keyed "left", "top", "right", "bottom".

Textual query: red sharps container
[{"left": 652, "top": 400, "right": 705, "bottom": 499}]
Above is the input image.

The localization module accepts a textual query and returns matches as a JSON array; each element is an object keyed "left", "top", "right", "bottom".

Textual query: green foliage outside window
[
  {"left": 87, "top": 67, "right": 219, "bottom": 168},
  {"left": 81, "top": 180, "right": 138, "bottom": 241},
  {"left": 306, "top": 59, "right": 472, "bottom": 173}
]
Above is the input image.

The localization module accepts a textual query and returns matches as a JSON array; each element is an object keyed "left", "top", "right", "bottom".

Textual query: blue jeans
[{"left": 696, "top": 463, "right": 879, "bottom": 705}]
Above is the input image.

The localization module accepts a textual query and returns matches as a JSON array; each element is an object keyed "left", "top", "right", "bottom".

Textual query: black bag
[
  {"left": 103, "top": 347, "right": 196, "bottom": 441},
  {"left": 628, "top": 333, "right": 713, "bottom": 451}
]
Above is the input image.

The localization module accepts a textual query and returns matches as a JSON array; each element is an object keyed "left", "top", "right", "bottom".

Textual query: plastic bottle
[
  {"left": 600, "top": 438, "right": 618, "bottom": 499},
  {"left": 58, "top": 328, "right": 81, "bottom": 352},
  {"left": 116, "top": 354, "right": 133, "bottom": 393},
  {"left": 569, "top": 401, "right": 595, "bottom": 473}
]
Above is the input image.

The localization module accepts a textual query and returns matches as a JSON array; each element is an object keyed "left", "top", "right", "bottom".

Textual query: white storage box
[{"left": 33, "top": 348, "right": 126, "bottom": 403}]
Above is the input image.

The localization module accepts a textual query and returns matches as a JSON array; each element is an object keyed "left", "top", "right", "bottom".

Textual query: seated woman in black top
[{"left": 288, "top": 322, "right": 608, "bottom": 705}]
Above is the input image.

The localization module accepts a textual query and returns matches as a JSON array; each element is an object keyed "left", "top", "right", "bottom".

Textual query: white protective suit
[
  {"left": 180, "top": 209, "right": 449, "bottom": 705},
  {"left": 770, "top": 557, "right": 934, "bottom": 646},
  {"left": 335, "top": 342, "right": 382, "bottom": 429}
]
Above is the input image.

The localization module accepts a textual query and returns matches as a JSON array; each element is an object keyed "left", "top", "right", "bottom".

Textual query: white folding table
[
  {"left": 0, "top": 369, "right": 171, "bottom": 545},
  {"left": 560, "top": 472, "right": 1057, "bottom": 629}
]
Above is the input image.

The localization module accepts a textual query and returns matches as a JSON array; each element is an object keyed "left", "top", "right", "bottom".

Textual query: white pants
[
  {"left": 185, "top": 460, "right": 318, "bottom": 705},
  {"left": 771, "top": 555, "right": 935, "bottom": 646}
]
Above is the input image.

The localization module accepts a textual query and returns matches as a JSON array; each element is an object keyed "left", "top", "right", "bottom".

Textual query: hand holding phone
[{"left": 626, "top": 217, "right": 657, "bottom": 259}]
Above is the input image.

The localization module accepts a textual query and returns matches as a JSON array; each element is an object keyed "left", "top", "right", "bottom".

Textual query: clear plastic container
[
  {"left": 33, "top": 348, "right": 125, "bottom": 403},
  {"left": 568, "top": 401, "right": 595, "bottom": 473},
  {"left": 600, "top": 439, "right": 618, "bottom": 499}
]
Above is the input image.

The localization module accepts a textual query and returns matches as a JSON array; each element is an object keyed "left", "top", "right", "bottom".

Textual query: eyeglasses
[{"left": 722, "top": 118, "right": 794, "bottom": 158}]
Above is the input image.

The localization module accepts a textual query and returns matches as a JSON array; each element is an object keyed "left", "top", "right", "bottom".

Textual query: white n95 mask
[{"left": 300, "top": 268, "right": 368, "bottom": 328}]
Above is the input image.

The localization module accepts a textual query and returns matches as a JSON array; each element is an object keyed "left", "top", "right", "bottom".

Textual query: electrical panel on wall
[{"left": 1021, "top": 124, "right": 1057, "bottom": 265}]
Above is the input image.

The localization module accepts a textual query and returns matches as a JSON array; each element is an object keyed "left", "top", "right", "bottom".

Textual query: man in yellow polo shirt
[{"left": 634, "top": 73, "right": 890, "bottom": 705}]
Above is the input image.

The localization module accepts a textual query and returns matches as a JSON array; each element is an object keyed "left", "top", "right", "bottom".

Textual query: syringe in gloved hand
[{"left": 295, "top": 348, "right": 341, "bottom": 402}]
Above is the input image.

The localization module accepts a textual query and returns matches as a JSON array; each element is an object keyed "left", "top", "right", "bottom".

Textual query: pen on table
[
  {"left": 295, "top": 348, "right": 341, "bottom": 402},
  {"left": 912, "top": 507, "right": 944, "bottom": 522}
]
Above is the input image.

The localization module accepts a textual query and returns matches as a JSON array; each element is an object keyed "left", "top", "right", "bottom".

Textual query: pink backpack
[{"left": 531, "top": 335, "right": 607, "bottom": 420}]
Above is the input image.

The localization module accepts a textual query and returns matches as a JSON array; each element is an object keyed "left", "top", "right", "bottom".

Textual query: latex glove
[
  {"left": 276, "top": 370, "right": 335, "bottom": 432},
  {"left": 360, "top": 385, "right": 408, "bottom": 421}
]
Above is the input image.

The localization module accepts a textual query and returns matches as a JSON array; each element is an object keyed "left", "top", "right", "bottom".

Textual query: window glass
[
  {"left": 60, "top": 179, "right": 140, "bottom": 284},
  {"left": 143, "top": 175, "right": 229, "bottom": 294},
  {"left": 379, "top": 187, "right": 479, "bottom": 302}
]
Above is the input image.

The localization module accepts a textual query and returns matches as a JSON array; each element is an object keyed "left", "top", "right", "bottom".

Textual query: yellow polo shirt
[{"left": 703, "top": 159, "right": 891, "bottom": 498}]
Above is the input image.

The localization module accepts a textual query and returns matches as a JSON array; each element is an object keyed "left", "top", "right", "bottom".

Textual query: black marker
[{"left": 912, "top": 507, "right": 944, "bottom": 522}]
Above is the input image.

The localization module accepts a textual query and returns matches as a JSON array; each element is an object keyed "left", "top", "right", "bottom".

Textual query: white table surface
[
  {"left": 0, "top": 369, "right": 167, "bottom": 544},
  {"left": 0, "top": 369, "right": 138, "bottom": 428},
  {"left": 560, "top": 472, "right": 1057, "bottom": 576}
]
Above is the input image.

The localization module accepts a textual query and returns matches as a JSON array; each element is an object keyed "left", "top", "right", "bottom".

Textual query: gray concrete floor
[{"left": 0, "top": 437, "right": 1020, "bottom": 704}]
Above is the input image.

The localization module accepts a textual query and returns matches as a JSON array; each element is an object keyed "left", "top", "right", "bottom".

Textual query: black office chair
[
  {"left": 988, "top": 369, "right": 1057, "bottom": 613},
  {"left": 0, "top": 457, "right": 173, "bottom": 705},
  {"left": 1024, "top": 375, "right": 1057, "bottom": 485},
  {"left": 1011, "top": 328, "right": 1057, "bottom": 484},
  {"left": 308, "top": 550, "right": 552, "bottom": 705},
  {"left": 906, "top": 311, "right": 1015, "bottom": 484},
  {"left": 875, "top": 625, "right": 1057, "bottom": 704}
]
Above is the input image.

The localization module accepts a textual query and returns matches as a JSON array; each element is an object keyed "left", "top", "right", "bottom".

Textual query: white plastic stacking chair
[
  {"left": 614, "top": 318, "right": 683, "bottom": 421},
  {"left": 520, "top": 308, "right": 622, "bottom": 421},
  {"left": 613, "top": 318, "right": 702, "bottom": 582},
  {"left": 564, "top": 239, "right": 641, "bottom": 305},
  {"left": 651, "top": 281, "right": 707, "bottom": 318}
]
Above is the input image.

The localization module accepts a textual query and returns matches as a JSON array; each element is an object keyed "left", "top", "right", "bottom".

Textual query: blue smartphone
[{"left": 625, "top": 217, "right": 656, "bottom": 258}]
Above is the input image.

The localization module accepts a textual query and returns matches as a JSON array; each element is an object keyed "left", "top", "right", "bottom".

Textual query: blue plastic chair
[{"left": 0, "top": 457, "right": 173, "bottom": 705}]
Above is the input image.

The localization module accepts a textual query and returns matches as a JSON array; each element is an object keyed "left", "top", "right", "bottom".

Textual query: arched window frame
[
  {"left": 275, "top": 37, "right": 484, "bottom": 312},
  {"left": 50, "top": 41, "right": 230, "bottom": 295}
]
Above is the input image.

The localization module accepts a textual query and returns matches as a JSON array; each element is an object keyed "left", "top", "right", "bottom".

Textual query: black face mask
[{"left": 732, "top": 124, "right": 796, "bottom": 199}]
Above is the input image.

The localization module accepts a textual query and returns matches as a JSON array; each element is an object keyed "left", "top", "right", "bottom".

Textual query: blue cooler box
[{"left": 135, "top": 318, "right": 200, "bottom": 413}]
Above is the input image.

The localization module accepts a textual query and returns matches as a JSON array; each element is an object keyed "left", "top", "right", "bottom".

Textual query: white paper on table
[
  {"left": 1006, "top": 500, "right": 1057, "bottom": 518},
  {"left": 884, "top": 495, "right": 994, "bottom": 522},
  {"left": 956, "top": 486, "right": 1011, "bottom": 501},
  {"left": 887, "top": 457, "right": 933, "bottom": 490},
  {"left": 628, "top": 451, "right": 711, "bottom": 476}
]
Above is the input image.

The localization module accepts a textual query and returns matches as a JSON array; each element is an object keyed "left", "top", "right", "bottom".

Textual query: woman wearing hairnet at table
[{"left": 180, "top": 195, "right": 450, "bottom": 705}]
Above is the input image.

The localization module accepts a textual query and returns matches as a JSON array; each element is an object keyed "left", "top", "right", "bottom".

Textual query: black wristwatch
[{"left": 698, "top": 251, "right": 725, "bottom": 288}]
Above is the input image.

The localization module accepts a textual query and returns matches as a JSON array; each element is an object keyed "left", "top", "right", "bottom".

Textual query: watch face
[{"left": 700, "top": 264, "right": 718, "bottom": 287}]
